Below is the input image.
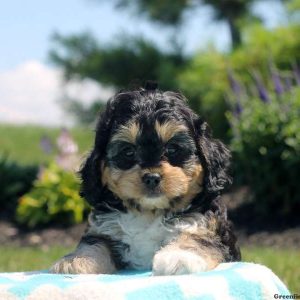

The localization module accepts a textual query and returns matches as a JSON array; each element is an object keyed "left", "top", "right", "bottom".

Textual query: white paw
[
  {"left": 152, "top": 249, "right": 208, "bottom": 276},
  {"left": 50, "top": 254, "right": 107, "bottom": 274}
]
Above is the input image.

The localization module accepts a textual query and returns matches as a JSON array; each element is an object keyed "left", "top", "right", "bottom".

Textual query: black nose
[{"left": 142, "top": 173, "right": 161, "bottom": 189}]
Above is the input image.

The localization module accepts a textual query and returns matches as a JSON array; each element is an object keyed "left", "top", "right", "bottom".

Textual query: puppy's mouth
[
  {"left": 144, "top": 187, "right": 162, "bottom": 198},
  {"left": 139, "top": 194, "right": 170, "bottom": 210}
]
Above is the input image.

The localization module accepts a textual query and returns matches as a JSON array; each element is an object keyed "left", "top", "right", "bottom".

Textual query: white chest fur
[{"left": 88, "top": 211, "right": 176, "bottom": 270}]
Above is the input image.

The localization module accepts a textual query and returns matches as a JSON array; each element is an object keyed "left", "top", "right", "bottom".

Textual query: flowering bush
[
  {"left": 17, "top": 163, "right": 90, "bottom": 228},
  {"left": 178, "top": 24, "right": 300, "bottom": 139},
  {"left": 227, "top": 65, "right": 300, "bottom": 216}
]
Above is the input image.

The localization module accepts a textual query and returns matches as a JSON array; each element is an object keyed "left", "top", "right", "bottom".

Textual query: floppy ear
[
  {"left": 79, "top": 100, "right": 114, "bottom": 207},
  {"left": 194, "top": 118, "right": 232, "bottom": 196},
  {"left": 80, "top": 150, "right": 103, "bottom": 207}
]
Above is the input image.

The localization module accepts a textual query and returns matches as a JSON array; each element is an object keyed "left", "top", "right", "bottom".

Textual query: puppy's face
[
  {"left": 80, "top": 89, "right": 231, "bottom": 214},
  {"left": 101, "top": 119, "right": 204, "bottom": 212}
]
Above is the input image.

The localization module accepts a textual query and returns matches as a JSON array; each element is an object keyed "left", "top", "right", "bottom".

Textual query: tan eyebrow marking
[
  {"left": 111, "top": 121, "right": 140, "bottom": 144},
  {"left": 155, "top": 120, "right": 188, "bottom": 143}
]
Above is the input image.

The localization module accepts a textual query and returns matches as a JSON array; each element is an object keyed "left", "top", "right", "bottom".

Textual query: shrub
[
  {"left": 178, "top": 24, "right": 300, "bottom": 140},
  {"left": 0, "top": 156, "right": 38, "bottom": 217},
  {"left": 16, "top": 163, "right": 90, "bottom": 228},
  {"left": 227, "top": 68, "right": 300, "bottom": 217}
]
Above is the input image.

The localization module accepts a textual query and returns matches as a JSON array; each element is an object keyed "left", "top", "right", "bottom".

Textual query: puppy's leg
[
  {"left": 152, "top": 233, "right": 225, "bottom": 276},
  {"left": 50, "top": 235, "right": 116, "bottom": 274}
]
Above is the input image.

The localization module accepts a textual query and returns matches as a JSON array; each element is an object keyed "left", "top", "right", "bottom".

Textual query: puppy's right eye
[
  {"left": 121, "top": 146, "right": 135, "bottom": 158},
  {"left": 106, "top": 142, "right": 137, "bottom": 169}
]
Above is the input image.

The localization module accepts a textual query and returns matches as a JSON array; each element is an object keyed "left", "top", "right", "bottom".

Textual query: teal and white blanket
[{"left": 0, "top": 262, "right": 290, "bottom": 300}]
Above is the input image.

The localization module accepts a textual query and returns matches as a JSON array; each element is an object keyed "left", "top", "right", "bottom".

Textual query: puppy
[{"left": 50, "top": 85, "right": 241, "bottom": 275}]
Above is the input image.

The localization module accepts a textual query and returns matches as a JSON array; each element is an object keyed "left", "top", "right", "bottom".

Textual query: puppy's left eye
[{"left": 166, "top": 144, "right": 179, "bottom": 155}]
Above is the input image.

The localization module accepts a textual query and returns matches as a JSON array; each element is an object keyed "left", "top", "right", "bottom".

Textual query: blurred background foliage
[
  {"left": 48, "top": 0, "right": 300, "bottom": 137},
  {"left": 228, "top": 72, "right": 300, "bottom": 219},
  {"left": 179, "top": 23, "right": 300, "bottom": 139},
  {"left": 0, "top": 156, "right": 38, "bottom": 217},
  {"left": 104, "top": 0, "right": 260, "bottom": 48},
  {"left": 16, "top": 163, "right": 89, "bottom": 228},
  {"left": 49, "top": 32, "right": 187, "bottom": 107}
]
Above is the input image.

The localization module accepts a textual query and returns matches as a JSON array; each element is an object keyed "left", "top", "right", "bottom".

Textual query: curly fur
[{"left": 50, "top": 85, "right": 241, "bottom": 275}]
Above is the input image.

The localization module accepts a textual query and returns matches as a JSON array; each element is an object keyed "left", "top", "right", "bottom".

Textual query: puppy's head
[{"left": 80, "top": 87, "right": 231, "bottom": 213}]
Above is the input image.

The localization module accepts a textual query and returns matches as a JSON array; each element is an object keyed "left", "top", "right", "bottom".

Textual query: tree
[
  {"left": 202, "top": 0, "right": 251, "bottom": 48},
  {"left": 49, "top": 32, "right": 187, "bottom": 124},
  {"left": 285, "top": 0, "right": 300, "bottom": 19},
  {"left": 61, "top": 97, "right": 106, "bottom": 126},
  {"left": 108, "top": 0, "right": 256, "bottom": 48},
  {"left": 50, "top": 32, "right": 186, "bottom": 90}
]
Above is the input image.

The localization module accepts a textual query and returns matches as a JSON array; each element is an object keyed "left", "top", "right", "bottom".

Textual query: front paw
[
  {"left": 50, "top": 254, "right": 108, "bottom": 274},
  {"left": 152, "top": 249, "right": 208, "bottom": 276}
]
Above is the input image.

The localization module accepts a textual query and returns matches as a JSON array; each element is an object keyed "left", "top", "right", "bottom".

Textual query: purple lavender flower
[
  {"left": 271, "top": 67, "right": 284, "bottom": 95},
  {"left": 227, "top": 69, "right": 244, "bottom": 116},
  {"left": 252, "top": 71, "right": 270, "bottom": 103},
  {"left": 227, "top": 69, "right": 242, "bottom": 96},
  {"left": 233, "top": 102, "right": 243, "bottom": 117},
  {"left": 40, "top": 136, "right": 53, "bottom": 154}
]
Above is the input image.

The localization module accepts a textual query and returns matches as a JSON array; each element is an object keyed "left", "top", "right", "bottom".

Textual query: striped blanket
[{"left": 0, "top": 262, "right": 291, "bottom": 300}]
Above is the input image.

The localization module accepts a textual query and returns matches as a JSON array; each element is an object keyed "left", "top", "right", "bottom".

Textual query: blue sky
[
  {"left": 0, "top": 0, "right": 286, "bottom": 71},
  {"left": 0, "top": 0, "right": 286, "bottom": 125},
  {"left": 0, "top": 0, "right": 232, "bottom": 71}
]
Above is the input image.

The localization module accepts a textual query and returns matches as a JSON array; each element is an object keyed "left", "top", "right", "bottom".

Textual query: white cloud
[
  {"left": 63, "top": 78, "right": 113, "bottom": 105},
  {"left": 0, "top": 61, "right": 112, "bottom": 126}
]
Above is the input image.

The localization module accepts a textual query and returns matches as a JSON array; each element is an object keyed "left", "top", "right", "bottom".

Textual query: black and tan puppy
[{"left": 50, "top": 85, "right": 240, "bottom": 275}]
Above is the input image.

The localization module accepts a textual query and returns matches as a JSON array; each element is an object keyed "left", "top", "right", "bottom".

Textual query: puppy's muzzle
[{"left": 142, "top": 173, "right": 161, "bottom": 190}]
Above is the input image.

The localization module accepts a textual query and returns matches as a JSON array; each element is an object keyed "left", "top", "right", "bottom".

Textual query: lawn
[
  {"left": 242, "top": 247, "right": 300, "bottom": 293},
  {"left": 0, "top": 123, "right": 94, "bottom": 165},
  {"left": 0, "top": 246, "right": 298, "bottom": 293},
  {"left": 0, "top": 246, "right": 73, "bottom": 273}
]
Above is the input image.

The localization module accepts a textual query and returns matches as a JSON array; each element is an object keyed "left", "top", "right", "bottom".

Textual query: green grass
[
  {"left": 0, "top": 246, "right": 298, "bottom": 292},
  {"left": 242, "top": 247, "right": 300, "bottom": 293},
  {"left": 0, "top": 123, "right": 94, "bottom": 165},
  {"left": 0, "top": 246, "right": 73, "bottom": 272}
]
